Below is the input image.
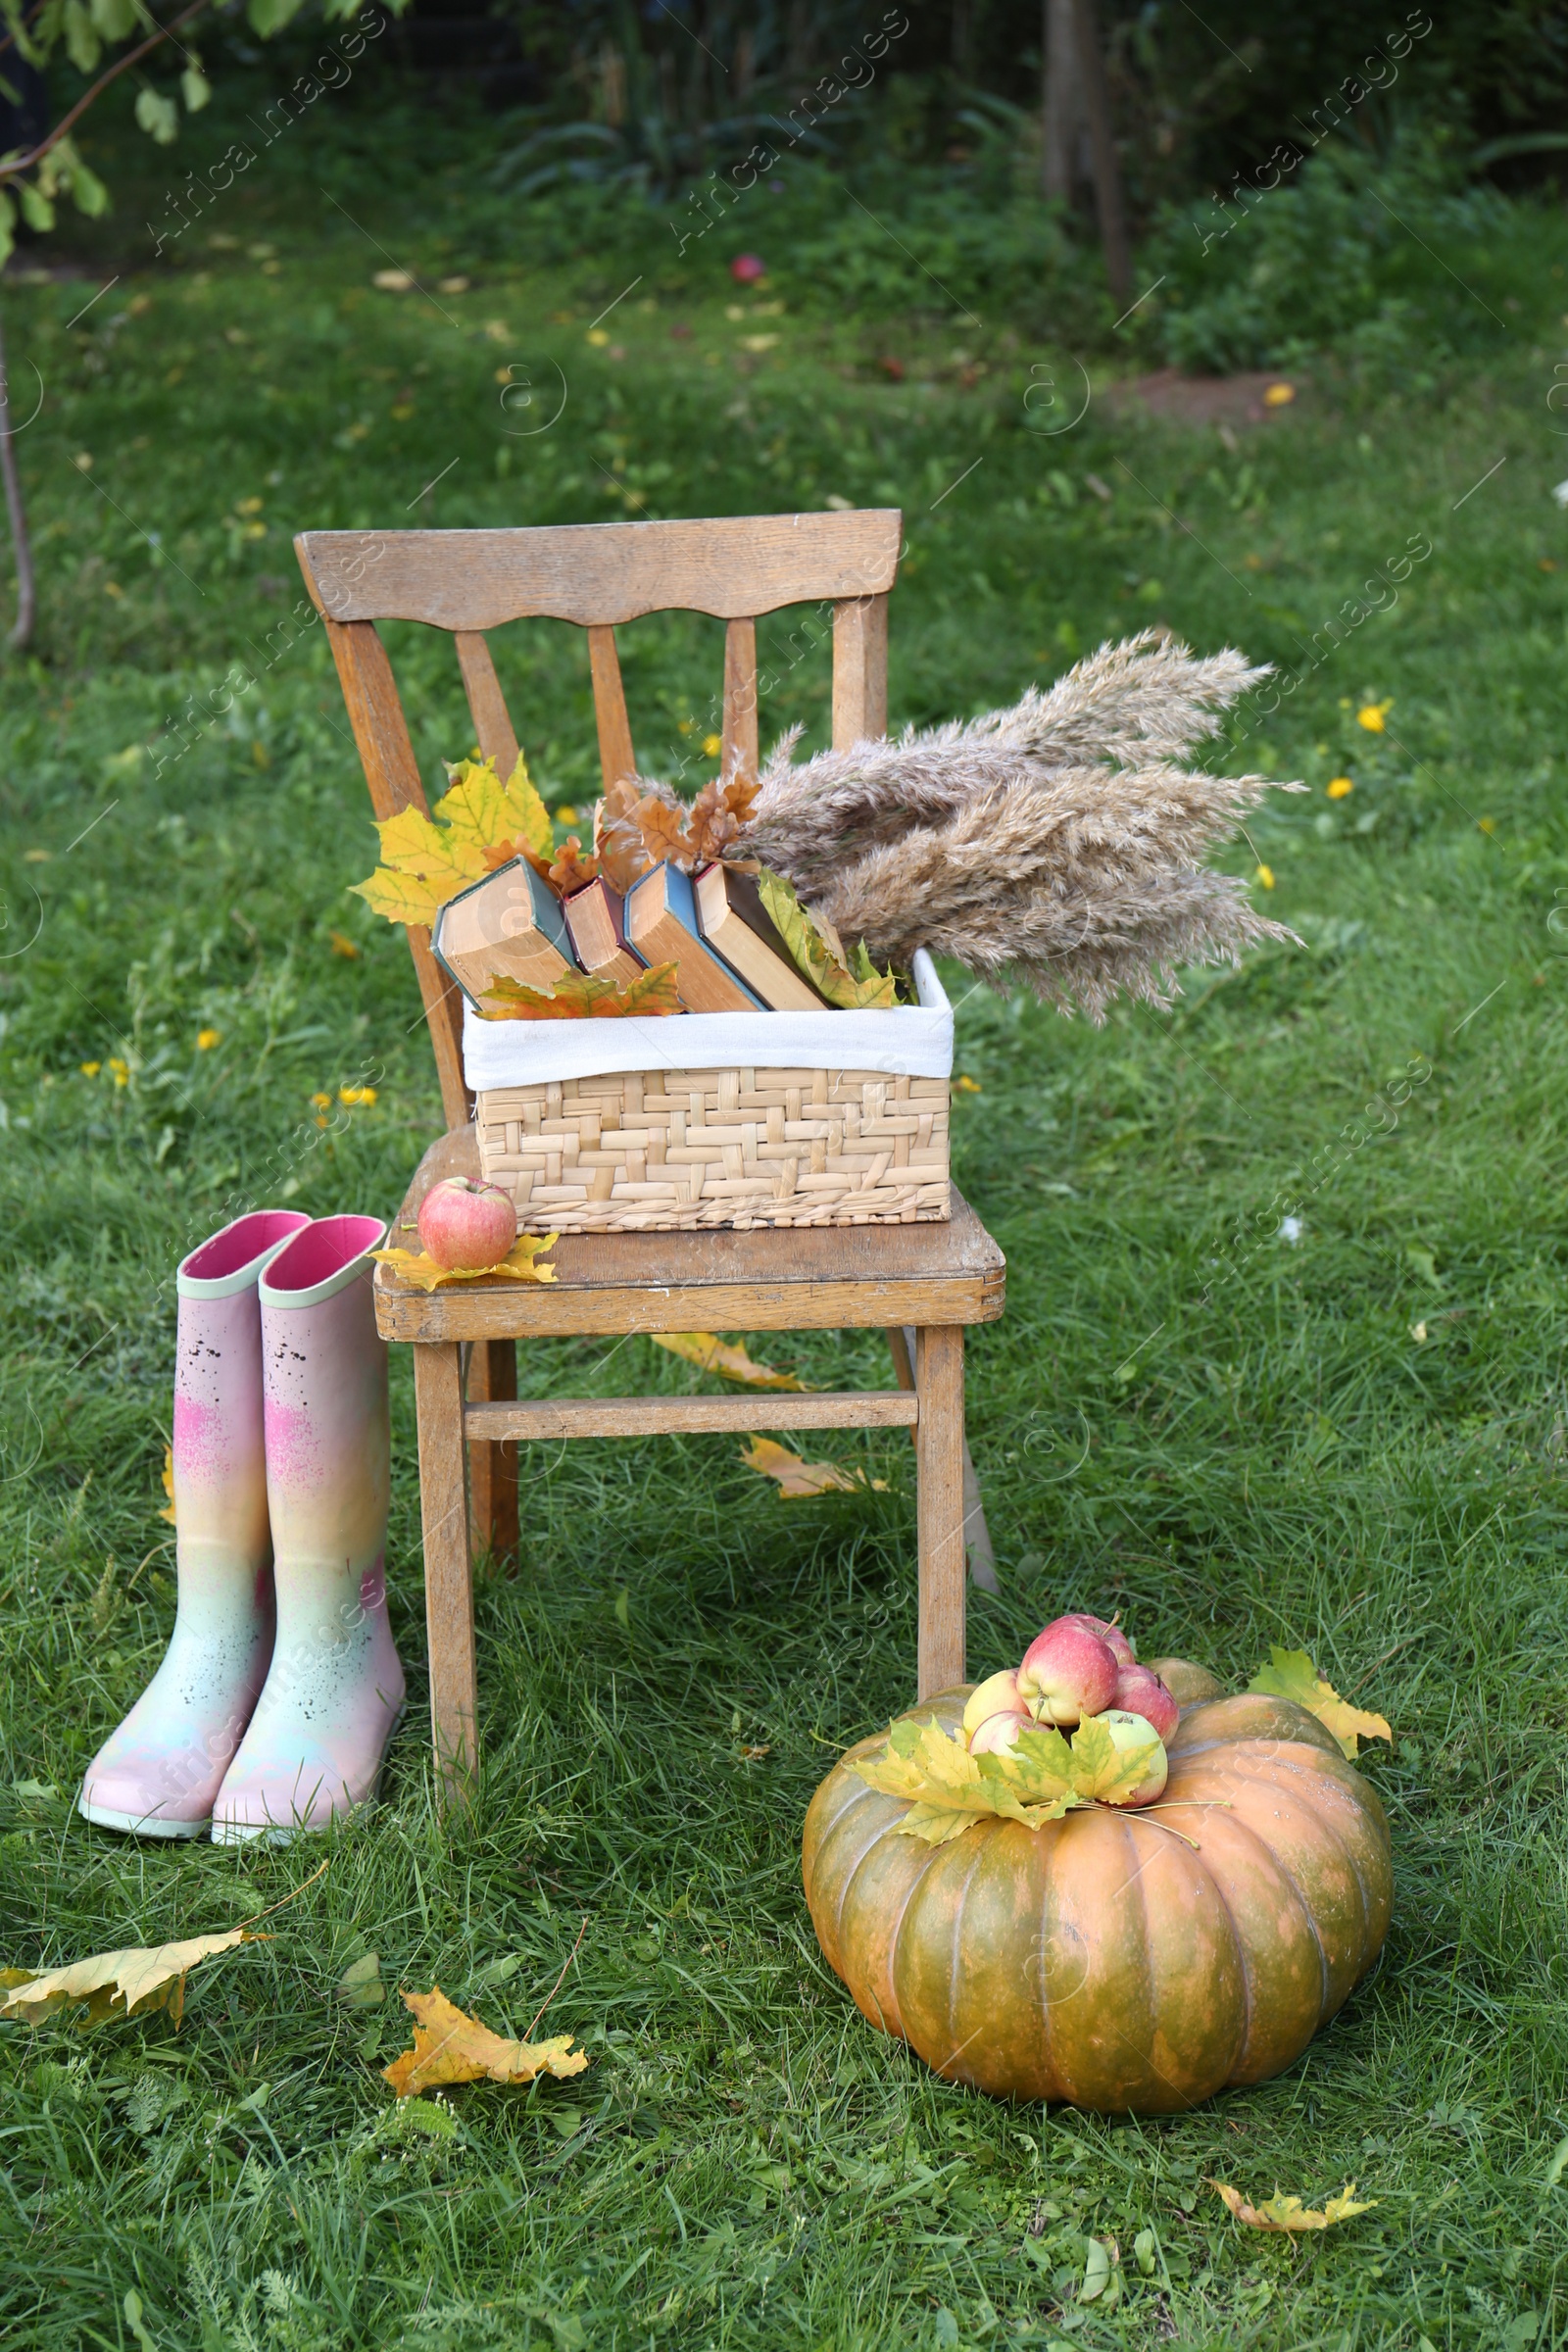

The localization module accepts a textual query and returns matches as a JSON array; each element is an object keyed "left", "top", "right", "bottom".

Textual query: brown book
[
  {"left": 432, "top": 858, "right": 575, "bottom": 1008},
  {"left": 563, "top": 879, "right": 645, "bottom": 988},
  {"left": 694, "top": 863, "right": 829, "bottom": 1011},
  {"left": 623, "top": 862, "right": 765, "bottom": 1012}
]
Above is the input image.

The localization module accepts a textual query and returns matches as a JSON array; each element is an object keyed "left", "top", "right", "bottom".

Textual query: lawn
[{"left": 3, "top": 90, "right": 1568, "bottom": 2352}]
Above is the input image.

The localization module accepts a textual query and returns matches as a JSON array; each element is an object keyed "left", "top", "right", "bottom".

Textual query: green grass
[{"left": 3, "top": 116, "right": 1568, "bottom": 2350}]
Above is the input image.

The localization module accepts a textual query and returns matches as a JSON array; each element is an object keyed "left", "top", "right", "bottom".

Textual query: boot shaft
[
  {"left": 173, "top": 1210, "right": 311, "bottom": 1568},
  {"left": 260, "top": 1215, "right": 389, "bottom": 1605}
]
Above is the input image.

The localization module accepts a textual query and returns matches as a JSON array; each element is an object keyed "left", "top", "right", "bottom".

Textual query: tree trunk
[
  {"left": 0, "top": 304, "right": 36, "bottom": 653},
  {"left": 1071, "top": 0, "right": 1132, "bottom": 307},
  {"left": 1042, "top": 0, "right": 1080, "bottom": 205}
]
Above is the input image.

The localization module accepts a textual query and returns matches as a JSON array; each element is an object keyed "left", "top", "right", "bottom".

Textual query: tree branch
[{"left": 0, "top": 0, "right": 212, "bottom": 188}]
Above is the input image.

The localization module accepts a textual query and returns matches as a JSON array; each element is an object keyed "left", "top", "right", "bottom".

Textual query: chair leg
[
  {"left": 466, "top": 1338, "right": 518, "bottom": 1569},
  {"left": 413, "top": 1340, "right": 477, "bottom": 1790},
  {"left": 914, "top": 1325, "right": 967, "bottom": 1698},
  {"left": 889, "top": 1325, "right": 998, "bottom": 1595}
]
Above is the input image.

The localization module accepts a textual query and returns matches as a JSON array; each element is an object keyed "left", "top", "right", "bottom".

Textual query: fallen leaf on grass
[
  {"left": 383, "top": 1986, "right": 588, "bottom": 2095},
  {"left": 337, "top": 1953, "right": 384, "bottom": 2007},
  {"left": 0, "top": 1931, "right": 261, "bottom": 2028},
  {"left": 479, "top": 963, "right": 680, "bottom": 1021},
  {"left": 739, "top": 1437, "right": 888, "bottom": 1497},
  {"left": 1210, "top": 2179, "right": 1376, "bottom": 2231},
  {"left": 372, "top": 1235, "right": 559, "bottom": 1293},
  {"left": 1246, "top": 1646, "right": 1392, "bottom": 1759},
  {"left": 652, "top": 1333, "right": 806, "bottom": 1390}
]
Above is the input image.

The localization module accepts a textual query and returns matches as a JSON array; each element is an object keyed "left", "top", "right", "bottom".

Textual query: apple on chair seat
[{"left": 417, "top": 1177, "right": 516, "bottom": 1271}]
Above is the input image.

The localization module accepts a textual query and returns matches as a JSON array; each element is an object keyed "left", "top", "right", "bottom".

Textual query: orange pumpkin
[{"left": 802, "top": 1686, "right": 1392, "bottom": 2113}]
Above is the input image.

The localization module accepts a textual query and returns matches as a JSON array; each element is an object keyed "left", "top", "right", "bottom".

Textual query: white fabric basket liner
[{"left": 463, "top": 947, "right": 953, "bottom": 1089}]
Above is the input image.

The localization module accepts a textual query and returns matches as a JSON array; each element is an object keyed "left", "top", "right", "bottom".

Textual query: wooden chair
[{"left": 294, "top": 511, "right": 1006, "bottom": 1787}]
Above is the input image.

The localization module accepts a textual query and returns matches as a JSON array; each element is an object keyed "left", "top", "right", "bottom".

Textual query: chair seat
[{"left": 374, "top": 1124, "right": 1005, "bottom": 1342}]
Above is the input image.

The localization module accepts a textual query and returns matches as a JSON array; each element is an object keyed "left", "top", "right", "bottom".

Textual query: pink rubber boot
[
  {"left": 77, "top": 1209, "right": 312, "bottom": 1837},
  {"left": 211, "top": 1214, "right": 405, "bottom": 1842}
]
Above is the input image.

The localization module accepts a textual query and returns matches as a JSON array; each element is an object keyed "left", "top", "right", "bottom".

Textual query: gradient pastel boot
[
  {"left": 211, "top": 1214, "right": 405, "bottom": 1842},
  {"left": 77, "top": 1209, "right": 312, "bottom": 1837}
]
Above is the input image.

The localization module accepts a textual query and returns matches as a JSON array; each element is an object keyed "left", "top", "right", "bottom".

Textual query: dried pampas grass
[{"left": 735, "top": 629, "right": 1300, "bottom": 1018}]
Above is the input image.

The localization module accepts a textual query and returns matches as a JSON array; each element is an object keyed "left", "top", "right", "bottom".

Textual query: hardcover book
[
  {"left": 693, "top": 862, "right": 829, "bottom": 1010},
  {"left": 623, "top": 862, "right": 765, "bottom": 1012},
  {"left": 563, "top": 879, "right": 646, "bottom": 989},
  {"left": 432, "top": 858, "right": 575, "bottom": 1008}
]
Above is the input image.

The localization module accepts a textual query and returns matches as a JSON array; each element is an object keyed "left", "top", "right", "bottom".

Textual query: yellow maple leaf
[
  {"left": 1210, "top": 2179, "right": 1377, "bottom": 2232},
  {"left": 1066, "top": 1712, "right": 1165, "bottom": 1803},
  {"left": 0, "top": 1930, "right": 261, "bottom": 2030},
  {"left": 854, "top": 1717, "right": 1074, "bottom": 1845},
  {"left": 159, "top": 1445, "right": 176, "bottom": 1524},
  {"left": 351, "top": 864, "right": 444, "bottom": 929},
  {"left": 478, "top": 963, "right": 681, "bottom": 1021},
  {"left": 438, "top": 754, "right": 554, "bottom": 861},
  {"left": 651, "top": 1333, "right": 805, "bottom": 1390},
  {"left": 756, "top": 869, "right": 900, "bottom": 1009},
  {"left": 372, "top": 1235, "right": 558, "bottom": 1293},
  {"left": 1246, "top": 1646, "right": 1392, "bottom": 1759},
  {"left": 739, "top": 1437, "right": 888, "bottom": 1497},
  {"left": 383, "top": 1985, "right": 587, "bottom": 2096}
]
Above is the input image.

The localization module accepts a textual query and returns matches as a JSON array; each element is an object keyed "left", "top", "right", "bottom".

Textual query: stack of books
[{"left": 434, "top": 857, "right": 830, "bottom": 1015}]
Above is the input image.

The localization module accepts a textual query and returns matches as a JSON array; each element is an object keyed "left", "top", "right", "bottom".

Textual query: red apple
[
  {"left": 1112, "top": 1664, "right": 1180, "bottom": 1743},
  {"left": 961, "top": 1668, "right": 1024, "bottom": 1740},
  {"left": 1055, "top": 1610, "right": 1137, "bottom": 1667},
  {"left": 1095, "top": 1711, "right": 1168, "bottom": 1807},
  {"left": 729, "top": 253, "right": 766, "bottom": 283},
  {"left": 968, "top": 1709, "right": 1027, "bottom": 1757},
  {"left": 417, "top": 1176, "right": 515, "bottom": 1271},
  {"left": 1016, "top": 1618, "right": 1119, "bottom": 1727}
]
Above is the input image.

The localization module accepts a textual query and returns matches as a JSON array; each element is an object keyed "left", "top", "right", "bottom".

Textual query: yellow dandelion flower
[
  {"left": 555, "top": 806, "right": 578, "bottom": 826},
  {"left": 328, "top": 930, "right": 362, "bottom": 959},
  {"left": 1356, "top": 699, "right": 1392, "bottom": 732},
  {"left": 1262, "top": 381, "right": 1296, "bottom": 408},
  {"left": 1478, "top": 816, "right": 1497, "bottom": 835},
  {"left": 80, "top": 1060, "right": 101, "bottom": 1077},
  {"left": 1326, "top": 776, "right": 1354, "bottom": 800},
  {"left": 955, "top": 1074, "right": 982, "bottom": 1094},
  {"left": 1254, "top": 863, "right": 1276, "bottom": 890},
  {"left": 315, "top": 1114, "right": 329, "bottom": 1129},
  {"left": 196, "top": 1027, "right": 220, "bottom": 1050},
  {"left": 109, "top": 1056, "right": 129, "bottom": 1087},
  {"left": 311, "top": 1091, "right": 332, "bottom": 1110},
  {"left": 586, "top": 327, "right": 610, "bottom": 347},
  {"left": 702, "top": 733, "right": 722, "bottom": 759},
  {"left": 339, "top": 1085, "right": 378, "bottom": 1107}
]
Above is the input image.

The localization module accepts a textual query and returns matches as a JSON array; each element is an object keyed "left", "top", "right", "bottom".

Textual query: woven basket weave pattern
[{"left": 474, "top": 1066, "right": 951, "bottom": 1231}]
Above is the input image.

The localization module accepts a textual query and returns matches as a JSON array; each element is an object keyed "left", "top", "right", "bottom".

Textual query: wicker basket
[{"left": 473, "top": 1064, "right": 950, "bottom": 1231}]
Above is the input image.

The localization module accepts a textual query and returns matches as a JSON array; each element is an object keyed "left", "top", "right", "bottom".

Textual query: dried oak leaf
[
  {"left": 479, "top": 964, "right": 681, "bottom": 1021},
  {"left": 739, "top": 1437, "right": 888, "bottom": 1498},
  {"left": 595, "top": 778, "right": 656, "bottom": 893},
  {"left": 372, "top": 1235, "right": 559, "bottom": 1293},
  {"left": 685, "top": 777, "right": 744, "bottom": 864},
  {"left": 633, "top": 795, "right": 695, "bottom": 869},
  {"left": 0, "top": 1930, "right": 262, "bottom": 2029},
  {"left": 1246, "top": 1646, "right": 1392, "bottom": 1759},
  {"left": 1210, "top": 2180, "right": 1377, "bottom": 2232},
  {"left": 383, "top": 1985, "right": 588, "bottom": 2096},
  {"left": 550, "top": 838, "right": 600, "bottom": 892},
  {"left": 650, "top": 1332, "right": 806, "bottom": 1390}
]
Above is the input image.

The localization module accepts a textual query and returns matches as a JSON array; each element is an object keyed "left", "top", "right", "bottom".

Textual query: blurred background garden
[{"left": 3, "top": 3, "right": 1568, "bottom": 2346}]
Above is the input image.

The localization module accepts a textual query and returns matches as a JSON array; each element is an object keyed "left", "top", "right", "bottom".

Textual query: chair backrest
[{"left": 295, "top": 510, "right": 902, "bottom": 1130}]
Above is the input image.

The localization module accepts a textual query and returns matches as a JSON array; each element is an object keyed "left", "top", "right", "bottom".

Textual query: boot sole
[{"left": 77, "top": 1798, "right": 212, "bottom": 1839}]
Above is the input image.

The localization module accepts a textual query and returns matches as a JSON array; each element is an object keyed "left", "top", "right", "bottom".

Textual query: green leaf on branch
[
  {"left": 16, "top": 181, "right": 54, "bottom": 233},
  {"left": 181, "top": 66, "right": 213, "bottom": 113},
  {"left": 64, "top": 0, "right": 102, "bottom": 74},
  {"left": 247, "top": 0, "right": 313, "bottom": 31},
  {"left": 134, "top": 89, "right": 179, "bottom": 146},
  {"left": 89, "top": 0, "right": 138, "bottom": 37}
]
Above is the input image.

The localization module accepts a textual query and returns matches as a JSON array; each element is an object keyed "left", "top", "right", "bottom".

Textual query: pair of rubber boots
[{"left": 78, "top": 1210, "right": 405, "bottom": 1843}]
